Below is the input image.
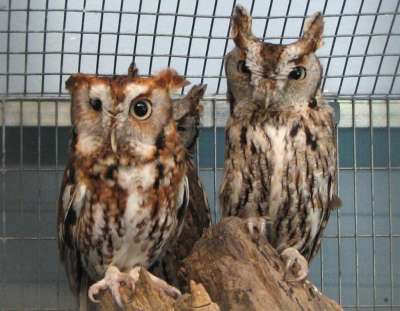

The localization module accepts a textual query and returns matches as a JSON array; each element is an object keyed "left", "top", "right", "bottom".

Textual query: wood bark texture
[
  {"left": 97, "top": 269, "right": 219, "bottom": 311},
  {"left": 99, "top": 217, "right": 343, "bottom": 311}
]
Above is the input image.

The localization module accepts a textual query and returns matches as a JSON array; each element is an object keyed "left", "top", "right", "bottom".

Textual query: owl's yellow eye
[
  {"left": 89, "top": 98, "right": 102, "bottom": 111},
  {"left": 288, "top": 66, "right": 307, "bottom": 80},
  {"left": 237, "top": 60, "right": 251, "bottom": 75},
  {"left": 130, "top": 99, "right": 152, "bottom": 120}
]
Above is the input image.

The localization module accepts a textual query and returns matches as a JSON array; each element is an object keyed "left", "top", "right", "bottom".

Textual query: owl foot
[
  {"left": 305, "top": 280, "right": 322, "bottom": 296},
  {"left": 88, "top": 266, "right": 181, "bottom": 307},
  {"left": 88, "top": 265, "right": 136, "bottom": 307},
  {"left": 129, "top": 266, "right": 182, "bottom": 299},
  {"left": 280, "top": 247, "right": 309, "bottom": 282},
  {"left": 247, "top": 216, "right": 269, "bottom": 240}
]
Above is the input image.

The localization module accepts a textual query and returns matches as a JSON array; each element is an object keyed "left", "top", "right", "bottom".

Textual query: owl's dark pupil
[
  {"left": 289, "top": 67, "right": 306, "bottom": 80},
  {"left": 134, "top": 101, "right": 148, "bottom": 117},
  {"left": 89, "top": 98, "right": 102, "bottom": 111}
]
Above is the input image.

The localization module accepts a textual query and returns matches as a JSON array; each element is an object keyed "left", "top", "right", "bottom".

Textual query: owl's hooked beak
[
  {"left": 106, "top": 108, "right": 121, "bottom": 154},
  {"left": 111, "top": 128, "right": 118, "bottom": 154}
]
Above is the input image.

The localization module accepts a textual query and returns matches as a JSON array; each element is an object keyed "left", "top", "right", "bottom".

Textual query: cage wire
[{"left": 0, "top": 0, "right": 399, "bottom": 310}]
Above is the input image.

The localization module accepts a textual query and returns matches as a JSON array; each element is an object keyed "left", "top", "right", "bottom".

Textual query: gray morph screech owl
[
  {"left": 220, "top": 6, "right": 341, "bottom": 280},
  {"left": 58, "top": 69, "right": 191, "bottom": 308}
]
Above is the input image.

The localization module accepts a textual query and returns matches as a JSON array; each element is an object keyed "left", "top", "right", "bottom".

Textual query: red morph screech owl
[{"left": 58, "top": 69, "right": 191, "bottom": 308}]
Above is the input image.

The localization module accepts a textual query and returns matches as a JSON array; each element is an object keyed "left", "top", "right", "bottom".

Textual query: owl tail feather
[{"left": 79, "top": 274, "right": 89, "bottom": 311}]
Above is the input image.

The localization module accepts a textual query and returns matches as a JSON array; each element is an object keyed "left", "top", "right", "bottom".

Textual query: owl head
[
  {"left": 230, "top": 5, "right": 324, "bottom": 107},
  {"left": 224, "top": 45, "right": 253, "bottom": 112},
  {"left": 66, "top": 69, "right": 189, "bottom": 160},
  {"left": 125, "top": 62, "right": 206, "bottom": 154}
]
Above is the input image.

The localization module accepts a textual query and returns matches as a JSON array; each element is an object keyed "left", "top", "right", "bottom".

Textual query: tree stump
[{"left": 99, "top": 217, "right": 342, "bottom": 311}]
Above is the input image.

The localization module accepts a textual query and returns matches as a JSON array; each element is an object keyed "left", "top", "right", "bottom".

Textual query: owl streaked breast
[
  {"left": 221, "top": 98, "right": 338, "bottom": 261},
  {"left": 220, "top": 6, "right": 341, "bottom": 269}
]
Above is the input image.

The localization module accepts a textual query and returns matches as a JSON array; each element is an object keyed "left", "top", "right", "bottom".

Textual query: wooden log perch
[
  {"left": 181, "top": 217, "right": 343, "bottom": 311},
  {"left": 97, "top": 269, "right": 219, "bottom": 311},
  {"left": 99, "top": 217, "right": 342, "bottom": 311}
]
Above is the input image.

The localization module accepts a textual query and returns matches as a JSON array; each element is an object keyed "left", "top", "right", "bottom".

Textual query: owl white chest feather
[
  {"left": 85, "top": 170, "right": 187, "bottom": 279},
  {"left": 264, "top": 124, "right": 287, "bottom": 220},
  {"left": 222, "top": 99, "right": 336, "bottom": 258},
  {"left": 106, "top": 163, "right": 185, "bottom": 272},
  {"left": 118, "top": 164, "right": 157, "bottom": 191},
  {"left": 111, "top": 164, "right": 156, "bottom": 269},
  {"left": 263, "top": 107, "right": 331, "bottom": 251}
]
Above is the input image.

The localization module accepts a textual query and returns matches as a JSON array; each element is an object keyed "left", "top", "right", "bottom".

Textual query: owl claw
[
  {"left": 152, "top": 278, "right": 182, "bottom": 299},
  {"left": 88, "top": 279, "right": 107, "bottom": 303},
  {"left": 88, "top": 266, "right": 137, "bottom": 307},
  {"left": 305, "top": 280, "right": 322, "bottom": 296},
  {"left": 135, "top": 267, "right": 182, "bottom": 299},
  {"left": 280, "top": 247, "right": 309, "bottom": 282},
  {"left": 247, "top": 216, "right": 269, "bottom": 240}
]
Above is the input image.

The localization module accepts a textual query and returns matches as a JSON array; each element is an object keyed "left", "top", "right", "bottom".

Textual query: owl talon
[
  {"left": 305, "top": 280, "right": 322, "bottom": 296},
  {"left": 88, "top": 279, "right": 107, "bottom": 303},
  {"left": 247, "top": 216, "right": 269, "bottom": 240},
  {"left": 88, "top": 266, "right": 137, "bottom": 307},
  {"left": 153, "top": 279, "right": 182, "bottom": 299},
  {"left": 280, "top": 247, "right": 309, "bottom": 282},
  {"left": 134, "top": 267, "right": 182, "bottom": 299}
]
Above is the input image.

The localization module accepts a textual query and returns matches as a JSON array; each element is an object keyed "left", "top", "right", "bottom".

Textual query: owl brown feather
[
  {"left": 151, "top": 85, "right": 211, "bottom": 289},
  {"left": 125, "top": 63, "right": 211, "bottom": 238},
  {"left": 221, "top": 6, "right": 341, "bottom": 271}
]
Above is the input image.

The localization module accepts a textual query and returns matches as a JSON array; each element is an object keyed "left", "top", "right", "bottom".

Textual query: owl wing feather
[
  {"left": 304, "top": 121, "right": 341, "bottom": 262},
  {"left": 306, "top": 195, "right": 341, "bottom": 263},
  {"left": 306, "top": 205, "right": 331, "bottom": 262},
  {"left": 177, "top": 175, "right": 190, "bottom": 224},
  {"left": 57, "top": 160, "right": 87, "bottom": 297},
  {"left": 307, "top": 151, "right": 341, "bottom": 261},
  {"left": 150, "top": 161, "right": 210, "bottom": 288}
]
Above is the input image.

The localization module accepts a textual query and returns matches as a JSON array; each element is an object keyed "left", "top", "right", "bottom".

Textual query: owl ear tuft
[
  {"left": 285, "top": 12, "right": 324, "bottom": 60},
  {"left": 173, "top": 84, "right": 207, "bottom": 120},
  {"left": 302, "top": 12, "right": 324, "bottom": 50},
  {"left": 155, "top": 69, "right": 190, "bottom": 92},
  {"left": 65, "top": 74, "right": 87, "bottom": 93},
  {"left": 128, "top": 62, "right": 139, "bottom": 77},
  {"left": 231, "top": 5, "right": 255, "bottom": 49},
  {"left": 185, "top": 84, "right": 207, "bottom": 102}
]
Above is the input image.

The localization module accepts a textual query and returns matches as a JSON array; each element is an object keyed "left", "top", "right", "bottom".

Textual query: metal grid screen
[{"left": 0, "top": 0, "right": 399, "bottom": 310}]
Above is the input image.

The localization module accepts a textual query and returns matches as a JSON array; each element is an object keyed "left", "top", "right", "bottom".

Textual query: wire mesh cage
[{"left": 0, "top": 0, "right": 399, "bottom": 310}]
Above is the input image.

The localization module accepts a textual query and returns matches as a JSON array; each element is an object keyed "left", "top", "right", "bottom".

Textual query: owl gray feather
[{"left": 221, "top": 6, "right": 341, "bottom": 264}]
